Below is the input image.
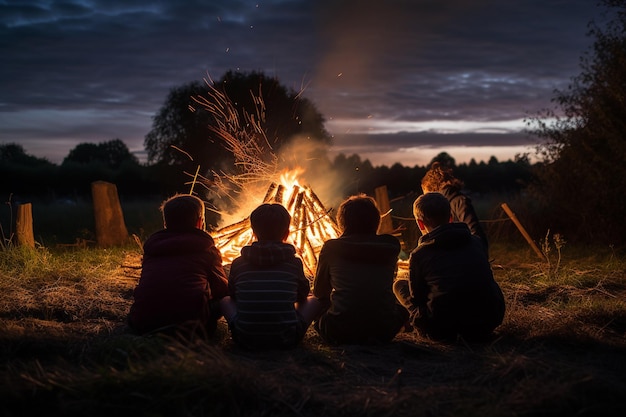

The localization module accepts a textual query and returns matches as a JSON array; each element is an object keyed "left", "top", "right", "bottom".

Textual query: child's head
[
  {"left": 421, "top": 162, "right": 463, "bottom": 193},
  {"left": 250, "top": 203, "right": 291, "bottom": 241},
  {"left": 336, "top": 194, "right": 381, "bottom": 235},
  {"left": 413, "top": 192, "right": 451, "bottom": 230},
  {"left": 161, "top": 194, "right": 205, "bottom": 230}
]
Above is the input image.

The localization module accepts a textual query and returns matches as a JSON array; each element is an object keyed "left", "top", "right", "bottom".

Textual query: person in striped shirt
[{"left": 220, "top": 203, "right": 320, "bottom": 349}]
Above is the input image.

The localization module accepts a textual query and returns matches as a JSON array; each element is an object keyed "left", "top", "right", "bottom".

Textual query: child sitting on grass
[
  {"left": 313, "top": 194, "right": 409, "bottom": 345},
  {"left": 393, "top": 192, "right": 505, "bottom": 342},
  {"left": 220, "top": 203, "right": 320, "bottom": 349},
  {"left": 128, "top": 194, "right": 229, "bottom": 336}
]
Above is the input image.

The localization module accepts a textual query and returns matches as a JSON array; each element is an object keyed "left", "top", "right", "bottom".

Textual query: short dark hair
[
  {"left": 250, "top": 203, "right": 291, "bottom": 241},
  {"left": 413, "top": 192, "right": 451, "bottom": 228},
  {"left": 161, "top": 194, "right": 204, "bottom": 230},
  {"left": 336, "top": 194, "right": 380, "bottom": 235}
]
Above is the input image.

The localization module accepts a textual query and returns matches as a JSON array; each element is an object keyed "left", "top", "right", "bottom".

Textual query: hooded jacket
[
  {"left": 313, "top": 233, "right": 408, "bottom": 344},
  {"left": 128, "top": 228, "right": 228, "bottom": 334},
  {"left": 409, "top": 222, "right": 504, "bottom": 340},
  {"left": 228, "top": 241, "right": 311, "bottom": 349}
]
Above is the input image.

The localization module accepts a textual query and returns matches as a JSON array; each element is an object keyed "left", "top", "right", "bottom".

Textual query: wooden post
[
  {"left": 501, "top": 203, "right": 546, "bottom": 261},
  {"left": 91, "top": 181, "right": 129, "bottom": 247},
  {"left": 16, "top": 203, "right": 35, "bottom": 248},
  {"left": 374, "top": 185, "right": 394, "bottom": 234}
]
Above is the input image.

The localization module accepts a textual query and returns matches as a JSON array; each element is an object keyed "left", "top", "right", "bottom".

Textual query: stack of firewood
[{"left": 212, "top": 182, "right": 340, "bottom": 277}]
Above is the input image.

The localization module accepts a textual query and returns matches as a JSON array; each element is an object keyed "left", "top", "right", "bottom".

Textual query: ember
[{"left": 212, "top": 176, "right": 340, "bottom": 277}]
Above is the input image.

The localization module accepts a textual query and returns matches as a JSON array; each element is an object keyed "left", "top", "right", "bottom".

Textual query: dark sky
[{"left": 0, "top": 0, "right": 606, "bottom": 166}]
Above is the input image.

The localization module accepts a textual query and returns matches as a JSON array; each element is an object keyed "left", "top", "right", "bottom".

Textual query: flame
[
  {"left": 279, "top": 167, "right": 303, "bottom": 189},
  {"left": 212, "top": 168, "right": 340, "bottom": 277}
]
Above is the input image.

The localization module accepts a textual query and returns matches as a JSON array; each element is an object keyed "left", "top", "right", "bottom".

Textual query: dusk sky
[{"left": 0, "top": 0, "right": 606, "bottom": 167}]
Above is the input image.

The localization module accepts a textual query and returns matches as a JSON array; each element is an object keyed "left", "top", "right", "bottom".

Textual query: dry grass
[{"left": 1, "top": 244, "right": 625, "bottom": 417}]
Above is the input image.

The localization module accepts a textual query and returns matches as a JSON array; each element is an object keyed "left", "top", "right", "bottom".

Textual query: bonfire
[
  {"left": 187, "top": 76, "right": 342, "bottom": 276},
  {"left": 212, "top": 173, "right": 341, "bottom": 277}
]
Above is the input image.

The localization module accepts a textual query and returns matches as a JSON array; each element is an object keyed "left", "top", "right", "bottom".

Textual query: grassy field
[{"left": 1, "top": 241, "right": 625, "bottom": 417}]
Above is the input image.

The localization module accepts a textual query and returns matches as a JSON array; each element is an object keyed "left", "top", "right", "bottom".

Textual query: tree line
[{"left": 0, "top": 140, "right": 532, "bottom": 209}]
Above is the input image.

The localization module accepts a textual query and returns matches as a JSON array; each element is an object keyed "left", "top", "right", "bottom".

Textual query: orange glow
[{"left": 212, "top": 168, "right": 340, "bottom": 277}]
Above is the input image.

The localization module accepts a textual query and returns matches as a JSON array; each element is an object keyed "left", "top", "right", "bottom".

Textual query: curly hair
[{"left": 421, "top": 162, "right": 463, "bottom": 193}]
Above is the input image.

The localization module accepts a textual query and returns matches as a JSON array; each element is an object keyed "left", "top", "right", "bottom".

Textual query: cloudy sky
[{"left": 0, "top": 0, "right": 606, "bottom": 167}]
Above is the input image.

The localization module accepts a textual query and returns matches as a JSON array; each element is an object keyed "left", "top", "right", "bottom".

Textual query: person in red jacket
[{"left": 128, "top": 194, "right": 229, "bottom": 335}]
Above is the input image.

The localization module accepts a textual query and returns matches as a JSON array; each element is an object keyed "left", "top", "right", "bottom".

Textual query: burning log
[
  {"left": 212, "top": 217, "right": 249, "bottom": 237},
  {"left": 262, "top": 183, "right": 277, "bottom": 203}
]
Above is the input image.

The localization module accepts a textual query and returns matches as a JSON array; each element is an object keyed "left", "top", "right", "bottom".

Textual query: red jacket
[{"left": 128, "top": 228, "right": 228, "bottom": 334}]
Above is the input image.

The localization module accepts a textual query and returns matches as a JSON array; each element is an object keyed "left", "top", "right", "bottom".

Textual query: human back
[
  {"left": 421, "top": 162, "right": 488, "bottom": 251},
  {"left": 313, "top": 194, "right": 409, "bottom": 345},
  {"left": 128, "top": 194, "right": 229, "bottom": 335},
  {"left": 409, "top": 221, "right": 504, "bottom": 340},
  {"left": 396, "top": 192, "right": 505, "bottom": 342},
  {"left": 221, "top": 203, "right": 318, "bottom": 349}
]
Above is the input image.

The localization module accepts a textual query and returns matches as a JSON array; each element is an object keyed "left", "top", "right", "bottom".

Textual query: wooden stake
[
  {"left": 91, "top": 181, "right": 129, "bottom": 247},
  {"left": 16, "top": 203, "right": 35, "bottom": 248},
  {"left": 501, "top": 203, "right": 546, "bottom": 261},
  {"left": 375, "top": 186, "right": 394, "bottom": 234}
]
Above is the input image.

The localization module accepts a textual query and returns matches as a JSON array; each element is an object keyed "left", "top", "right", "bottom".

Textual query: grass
[{"left": 1, "top": 242, "right": 625, "bottom": 417}]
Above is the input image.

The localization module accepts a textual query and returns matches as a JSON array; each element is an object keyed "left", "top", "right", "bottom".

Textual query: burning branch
[{"left": 213, "top": 181, "right": 340, "bottom": 277}]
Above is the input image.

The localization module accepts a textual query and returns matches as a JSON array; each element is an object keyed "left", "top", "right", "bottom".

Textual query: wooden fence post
[
  {"left": 374, "top": 185, "right": 394, "bottom": 235},
  {"left": 16, "top": 203, "right": 35, "bottom": 248},
  {"left": 501, "top": 203, "right": 546, "bottom": 261},
  {"left": 91, "top": 181, "right": 129, "bottom": 247}
]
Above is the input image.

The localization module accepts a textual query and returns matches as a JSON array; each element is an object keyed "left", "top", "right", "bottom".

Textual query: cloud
[{"left": 0, "top": 0, "right": 603, "bottom": 165}]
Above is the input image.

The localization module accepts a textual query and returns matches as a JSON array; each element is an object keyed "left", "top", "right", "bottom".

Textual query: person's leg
[
  {"left": 219, "top": 296, "right": 238, "bottom": 323},
  {"left": 296, "top": 296, "right": 321, "bottom": 327}
]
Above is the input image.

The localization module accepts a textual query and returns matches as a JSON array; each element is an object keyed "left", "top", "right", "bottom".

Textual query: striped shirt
[{"left": 228, "top": 241, "right": 310, "bottom": 349}]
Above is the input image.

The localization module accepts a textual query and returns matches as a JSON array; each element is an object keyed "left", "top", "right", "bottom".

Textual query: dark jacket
[
  {"left": 440, "top": 186, "right": 489, "bottom": 252},
  {"left": 228, "top": 241, "right": 311, "bottom": 349},
  {"left": 128, "top": 228, "right": 229, "bottom": 334},
  {"left": 313, "top": 233, "right": 408, "bottom": 344},
  {"left": 409, "top": 222, "right": 505, "bottom": 340}
]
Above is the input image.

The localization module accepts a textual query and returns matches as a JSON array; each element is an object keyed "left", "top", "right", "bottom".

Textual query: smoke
[
  {"left": 274, "top": 135, "right": 346, "bottom": 209},
  {"left": 208, "top": 135, "right": 345, "bottom": 229}
]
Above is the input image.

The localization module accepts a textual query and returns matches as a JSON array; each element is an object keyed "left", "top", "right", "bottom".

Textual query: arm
[
  {"left": 408, "top": 252, "right": 429, "bottom": 315},
  {"left": 295, "top": 258, "right": 311, "bottom": 303},
  {"left": 449, "top": 193, "right": 488, "bottom": 251},
  {"left": 206, "top": 246, "right": 229, "bottom": 300},
  {"left": 312, "top": 244, "right": 332, "bottom": 303}
]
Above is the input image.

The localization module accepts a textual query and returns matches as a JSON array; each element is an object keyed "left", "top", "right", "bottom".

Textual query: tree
[
  {"left": 63, "top": 143, "right": 100, "bottom": 165},
  {"left": 144, "top": 81, "right": 223, "bottom": 171},
  {"left": 144, "top": 71, "right": 331, "bottom": 175},
  {"left": 0, "top": 143, "right": 51, "bottom": 167},
  {"left": 527, "top": 0, "right": 626, "bottom": 243},
  {"left": 99, "top": 139, "right": 139, "bottom": 168},
  {"left": 63, "top": 139, "right": 138, "bottom": 169},
  {"left": 428, "top": 152, "right": 456, "bottom": 168}
]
